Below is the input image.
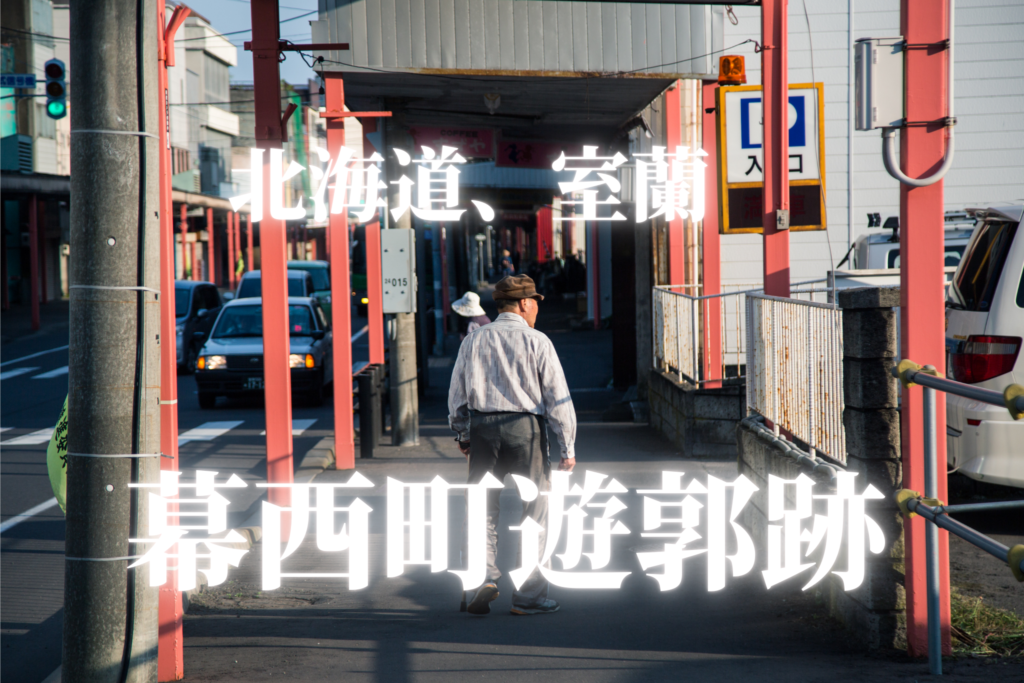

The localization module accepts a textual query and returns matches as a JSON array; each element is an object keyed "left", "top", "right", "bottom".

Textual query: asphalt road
[{"left": 1, "top": 313, "right": 371, "bottom": 683}]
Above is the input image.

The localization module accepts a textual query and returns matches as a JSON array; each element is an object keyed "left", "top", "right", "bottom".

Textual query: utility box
[
  {"left": 381, "top": 228, "right": 416, "bottom": 314},
  {"left": 855, "top": 38, "right": 905, "bottom": 130}
]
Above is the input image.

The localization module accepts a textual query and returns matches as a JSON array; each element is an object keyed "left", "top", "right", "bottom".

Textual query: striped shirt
[{"left": 448, "top": 312, "right": 576, "bottom": 459}]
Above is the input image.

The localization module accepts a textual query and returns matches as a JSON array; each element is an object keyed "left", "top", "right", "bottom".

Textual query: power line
[
  {"left": 175, "top": 9, "right": 317, "bottom": 42},
  {"left": 0, "top": 26, "right": 69, "bottom": 42}
]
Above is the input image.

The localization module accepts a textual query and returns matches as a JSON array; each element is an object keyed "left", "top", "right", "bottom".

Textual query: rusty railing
[{"left": 745, "top": 292, "right": 846, "bottom": 464}]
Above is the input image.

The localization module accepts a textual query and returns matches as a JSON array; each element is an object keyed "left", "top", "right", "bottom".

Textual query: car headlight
[
  {"left": 176, "top": 322, "right": 185, "bottom": 334},
  {"left": 198, "top": 355, "right": 226, "bottom": 370},
  {"left": 360, "top": 297, "right": 369, "bottom": 304},
  {"left": 290, "top": 353, "right": 315, "bottom": 369},
  {"left": 322, "top": 294, "right": 331, "bottom": 304}
]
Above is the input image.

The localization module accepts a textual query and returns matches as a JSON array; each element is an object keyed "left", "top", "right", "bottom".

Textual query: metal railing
[
  {"left": 652, "top": 279, "right": 830, "bottom": 386},
  {"left": 892, "top": 360, "right": 1024, "bottom": 676},
  {"left": 745, "top": 292, "right": 846, "bottom": 464}
]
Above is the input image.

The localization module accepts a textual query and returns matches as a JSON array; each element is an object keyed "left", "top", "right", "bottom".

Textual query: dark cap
[{"left": 493, "top": 275, "right": 545, "bottom": 301}]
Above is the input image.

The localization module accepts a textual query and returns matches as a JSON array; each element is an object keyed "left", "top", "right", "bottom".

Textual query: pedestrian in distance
[
  {"left": 451, "top": 291, "right": 491, "bottom": 341},
  {"left": 448, "top": 274, "right": 577, "bottom": 616},
  {"left": 499, "top": 249, "right": 515, "bottom": 278}
]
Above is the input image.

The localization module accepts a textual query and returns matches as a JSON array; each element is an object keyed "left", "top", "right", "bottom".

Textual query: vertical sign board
[
  {"left": 716, "top": 83, "right": 826, "bottom": 233},
  {"left": 381, "top": 229, "right": 416, "bottom": 314}
]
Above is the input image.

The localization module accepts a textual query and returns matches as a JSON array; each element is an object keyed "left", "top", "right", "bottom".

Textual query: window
[
  {"left": 889, "top": 245, "right": 966, "bottom": 269},
  {"left": 175, "top": 288, "right": 191, "bottom": 317},
  {"left": 313, "top": 303, "right": 329, "bottom": 330},
  {"left": 289, "top": 306, "right": 314, "bottom": 335},
  {"left": 236, "top": 276, "right": 309, "bottom": 299},
  {"left": 306, "top": 268, "right": 330, "bottom": 291},
  {"left": 203, "top": 55, "right": 229, "bottom": 103},
  {"left": 201, "top": 286, "right": 221, "bottom": 311},
  {"left": 213, "top": 306, "right": 263, "bottom": 338},
  {"left": 1016, "top": 265, "right": 1024, "bottom": 309},
  {"left": 237, "top": 277, "right": 261, "bottom": 299},
  {"left": 954, "top": 220, "right": 1019, "bottom": 312}
]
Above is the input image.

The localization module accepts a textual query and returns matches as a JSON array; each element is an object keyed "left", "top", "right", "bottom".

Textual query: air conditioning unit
[
  {"left": 172, "top": 169, "right": 201, "bottom": 193},
  {"left": 0, "top": 135, "right": 33, "bottom": 173}
]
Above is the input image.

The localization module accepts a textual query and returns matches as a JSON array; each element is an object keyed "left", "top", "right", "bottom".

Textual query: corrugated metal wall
[{"left": 313, "top": 0, "right": 723, "bottom": 78}]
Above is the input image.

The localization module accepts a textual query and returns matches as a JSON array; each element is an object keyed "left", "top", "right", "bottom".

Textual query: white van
[{"left": 945, "top": 205, "right": 1024, "bottom": 489}]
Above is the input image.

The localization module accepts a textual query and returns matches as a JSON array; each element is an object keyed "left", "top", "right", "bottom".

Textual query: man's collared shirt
[{"left": 448, "top": 312, "right": 576, "bottom": 459}]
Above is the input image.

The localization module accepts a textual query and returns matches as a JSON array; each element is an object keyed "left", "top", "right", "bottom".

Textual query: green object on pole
[{"left": 46, "top": 396, "right": 69, "bottom": 514}]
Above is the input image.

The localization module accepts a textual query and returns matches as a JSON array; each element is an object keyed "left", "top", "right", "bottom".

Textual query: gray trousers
[{"left": 467, "top": 412, "right": 550, "bottom": 607}]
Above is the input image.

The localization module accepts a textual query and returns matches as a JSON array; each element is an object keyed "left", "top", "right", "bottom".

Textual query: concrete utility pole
[
  {"left": 385, "top": 125, "right": 419, "bottom": 446},
  {"left": 66, "top": 0, "right": 160, "bottom": 680}
]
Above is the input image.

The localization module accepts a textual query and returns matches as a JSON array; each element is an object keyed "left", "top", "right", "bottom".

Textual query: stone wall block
[
  {"left": 693, "top": 392, "right": 746, "bottom": 420},
  {"left": 844, "top": 407, "right": 900, "bottom": 460},
  {"left": 845, "top": 453, "right": 902, "bottom": 493},
  {"left": 842, "top": 308, "right": 897, "bottom": 359},
  {"left": 844, "top": 358, "right": 898, "bottom": 409},
  {"left": 837, "top": 285, "right": 901, "bottom": 311}
]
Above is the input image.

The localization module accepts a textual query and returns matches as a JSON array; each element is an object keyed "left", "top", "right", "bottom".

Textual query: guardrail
[
  {"left": 745, "top": 292, "right": 846, "bottom": 464},
  {"left": 892, "top": 359, "right": 1024, "bottom": 676},
  {"left": 652, "top": 279, "right": 829, "bottom": 386}
]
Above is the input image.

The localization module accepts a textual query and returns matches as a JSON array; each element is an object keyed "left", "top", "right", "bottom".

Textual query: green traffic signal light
[{"left": 44, "top": 58, "right": 67, "bottom": 120}]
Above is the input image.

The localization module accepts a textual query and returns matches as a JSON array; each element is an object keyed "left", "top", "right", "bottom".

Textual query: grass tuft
[{"left": 950, "top": 588, "right": 1024, "bottom": 657}]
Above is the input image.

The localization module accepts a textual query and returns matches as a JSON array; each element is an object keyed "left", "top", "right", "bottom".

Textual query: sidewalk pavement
[
  {"left": 179, "top": 300, "right": 1021, "bottom": 682},
  {"left": 1, "top": 299, "right": 69, "bottom": 347}
]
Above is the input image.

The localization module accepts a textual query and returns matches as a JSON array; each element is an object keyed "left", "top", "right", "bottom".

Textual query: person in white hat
[{"left": 451, "top": 291, "right": 491, "bottom": 340}]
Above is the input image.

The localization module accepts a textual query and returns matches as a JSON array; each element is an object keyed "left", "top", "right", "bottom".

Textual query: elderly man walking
[{"left": 448, "top": 274, "right": 576, "bottom": 616}]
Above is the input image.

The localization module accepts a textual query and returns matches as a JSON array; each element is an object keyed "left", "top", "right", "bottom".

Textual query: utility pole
[
  {"left": 66, "top": 0, "right": 160, "bottom": 681},
  {"left": 385, "top": 124, "right": 419, "bottom": 446}
]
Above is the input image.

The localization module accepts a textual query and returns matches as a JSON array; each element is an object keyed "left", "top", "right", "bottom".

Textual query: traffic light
[{"left": 44, "top": 59, "right": 67, "bottom": 120}]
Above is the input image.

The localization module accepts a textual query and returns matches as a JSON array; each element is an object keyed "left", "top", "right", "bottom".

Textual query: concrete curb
[{"left": 182, "top": 437, "right": 336, "bottom": 613}]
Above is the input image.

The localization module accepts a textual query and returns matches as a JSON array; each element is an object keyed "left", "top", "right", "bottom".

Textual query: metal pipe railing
[{"left": 893, "top": 358, "right": 1024, "bottom": 676}]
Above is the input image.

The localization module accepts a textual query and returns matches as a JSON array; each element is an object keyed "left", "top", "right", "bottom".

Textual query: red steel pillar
[
  {"left": 899, "top": 0, "right": 952, "bottom": 657},
  {"left": 325, "top": 77, "right": 355, "bottom": 470},
  {"left": 365, "top": 218, "right": 385, "bottom": 365},
  {"left": 665, "top": 82, "right": 686, "bottom": 286},
  {"left": 156, "top": 4, "right": 188, "bottom": 678},
  {"left": 227, "top": 211, "right": 235, "bottom": 289},
  {"left": 761, "top": 0, "right": 791, "bottom": 297},
  {"left": 246, "top": 213, "right": 254, "bottom": 271},
  {"left": 702, "top": 80, "right": 723, "bottom": 387},
  {"left": 234, "top": 212, "right": 242, "bottom": 279},
  {"left": 205, "top": 207, "right": 215, "bottom": 285},
  {"left": 28, "top": 195, "right": 39, "bottom": 330},
  {"left": 251, "top": 0, "right": 294, "bottom": 505}
]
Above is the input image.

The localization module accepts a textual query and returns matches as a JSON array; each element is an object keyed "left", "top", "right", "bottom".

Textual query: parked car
[
  {"left": 945, "top": 204, "right": 1024, "bottom": 489},
  {"left": 235, "top": 269, "right": 315, "bottom": 300},
  {"left": 287, "top": 260, "right": 333, "bottom": 322},
  {"left": 851, "top": 211, "right": 975, "bottom": 270},
  {"left": 174, "top": 280, "right": 223, "bottom": 373},
  {"left": 194, "top": 296, "right": 333, "bottom": 409}
]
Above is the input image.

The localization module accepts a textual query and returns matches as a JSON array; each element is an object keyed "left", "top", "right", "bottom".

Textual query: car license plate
[{"left": 246, "top": 377, "right": 264, "bottom": 390}]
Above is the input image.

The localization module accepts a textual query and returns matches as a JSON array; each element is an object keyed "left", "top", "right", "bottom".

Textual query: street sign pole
[
  {"left": 761, "top": 0, "right": 791, "bottom": 297},
  {"left": 157, "top": 3, "right": 189, "bottom": 679},
  {"left": 701, "top": 80, "right": 722, "bottom": 388}
]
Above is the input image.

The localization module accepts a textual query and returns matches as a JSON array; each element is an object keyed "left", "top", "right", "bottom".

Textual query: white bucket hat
[{"left": 451, "top": 291, "right": 485, "bottom": 317}]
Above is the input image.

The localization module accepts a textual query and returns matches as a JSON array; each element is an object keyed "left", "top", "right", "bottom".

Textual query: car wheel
[{"left": 198, "top": 392, "right": 216, "bottom": 410}]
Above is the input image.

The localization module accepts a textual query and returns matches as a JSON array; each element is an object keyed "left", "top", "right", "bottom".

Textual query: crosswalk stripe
[
  {"left": 0, "top": 428, "right": 10, "bottom": 433},
  {"left": 2, "top": 428, "right": 55, "bottom": 445},
  {"left": 33, "top": 366, "right": 69, "bottom": 379},
  {"left": 0, "top": 498, "right": 60, "bottom": 534},
  {"left": 178, "top": 420, "right": 244, "bottom": 446},
  {"left": 0, "top": 367, "right": 39, "bottom": 380},
  {"left": 261, "top": 418, "right": 318, "bottom": 436}
]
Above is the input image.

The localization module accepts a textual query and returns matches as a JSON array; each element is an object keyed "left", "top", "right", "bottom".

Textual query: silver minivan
[{"left": 945, "top": 205, "right": 1024, "bottom": 489}]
